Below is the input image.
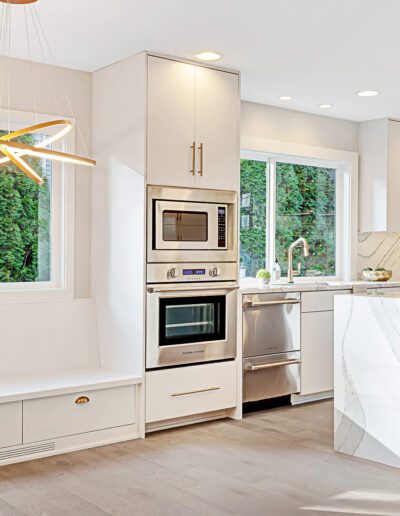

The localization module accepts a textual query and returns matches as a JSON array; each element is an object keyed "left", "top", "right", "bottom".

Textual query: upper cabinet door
[
  {"left": 195, "top": 66, "right": 239, "bottom": 191},
  {"left": 147, "top": 57, "right": 196, "bottom": 187}
]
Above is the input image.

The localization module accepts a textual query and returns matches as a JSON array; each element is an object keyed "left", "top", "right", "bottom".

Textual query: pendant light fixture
[{"left": 0, "top": 0, "right": 95, "bottom": 185}]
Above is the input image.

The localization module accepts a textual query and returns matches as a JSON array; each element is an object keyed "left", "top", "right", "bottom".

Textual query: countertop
[
  {"left": 334, "top": 293, "right": 400, "bottom": 469},
  {"left": 239, "top": 279, "right": 400, "bottom": 295}
]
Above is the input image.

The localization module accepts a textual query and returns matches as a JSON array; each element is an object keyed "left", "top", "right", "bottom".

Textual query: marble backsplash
[{"left": 357, "top": 232, "right": 400, "bottom": 280}]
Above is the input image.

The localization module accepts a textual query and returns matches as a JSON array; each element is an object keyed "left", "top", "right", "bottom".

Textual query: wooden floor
[{"left": 1, "top": 401, "right": 400, "bottom": 516}]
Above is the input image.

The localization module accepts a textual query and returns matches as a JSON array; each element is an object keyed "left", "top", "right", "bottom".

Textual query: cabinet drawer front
[
  {"left": 301, "top": 290, "right": 351, "bottom": 312},
  {"left": 23, "top": 386, "right": 135, "bottom": 443},
  {"left": 0, "top": 402, "right": 22, "bottom": 448},
  {"left": 301, "top": 311, "right": 334, "bottom": 395},
  {"left": 146, "top": 361, "right": 236, "bottom": 423}
]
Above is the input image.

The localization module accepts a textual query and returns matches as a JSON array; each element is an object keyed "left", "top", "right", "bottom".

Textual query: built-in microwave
[{"left": 147, "top": 185, "right": 237, "bottom": 263}]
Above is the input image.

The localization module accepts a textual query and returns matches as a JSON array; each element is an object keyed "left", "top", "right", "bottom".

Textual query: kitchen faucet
[{"left": 287, "top": 237, "right": 309, "bottom": 283}]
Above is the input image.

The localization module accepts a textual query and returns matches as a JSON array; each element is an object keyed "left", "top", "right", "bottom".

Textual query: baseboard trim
[{"left": 291, "top": 391, "right": 333, "bottom": 405}]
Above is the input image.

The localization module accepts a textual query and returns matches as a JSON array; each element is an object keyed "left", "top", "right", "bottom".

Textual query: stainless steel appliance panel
[
  {"left": 243, "top": 351, "right": 301, "bottom": 402},
  {"left": 146, "top": 284, "right": 237, "bottom": 369},
  {"left": 155, "top": 200, "right": 223, "bottom": 250},
  {"left": 243, "top": 293, "right": 301, "bottom": 358},
  {"left": 147, "top": 185, "right": 237, "bottom": 263},
  {"left": 147, "top": 262, "right": 238, "bottom": 283}
]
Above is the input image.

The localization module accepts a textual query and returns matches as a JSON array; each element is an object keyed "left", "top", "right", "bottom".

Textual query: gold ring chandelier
[{"left": 0, "top": 0, "right": 95, "bottom": 185}]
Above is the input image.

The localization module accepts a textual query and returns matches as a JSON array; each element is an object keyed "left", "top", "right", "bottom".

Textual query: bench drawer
[
  {"left": 0, "top": 402, "right": 22, "bottom": 448},
  {"left": 23, "top": 386, "right": 135, "bottom": 443},
  {"left": 301, "top": 290, "right": 351, "bottom": 312},
  {"left": 146, "top": 360, "right": 237, "bottom": 423}
]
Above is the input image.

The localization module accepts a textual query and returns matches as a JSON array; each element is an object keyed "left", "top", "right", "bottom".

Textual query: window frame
[
  {"left": 0, "top": 109, "right": 75, "bottom": 300},
  {"left": 240, "top": 149, "right": 355, "bottom": 281}
]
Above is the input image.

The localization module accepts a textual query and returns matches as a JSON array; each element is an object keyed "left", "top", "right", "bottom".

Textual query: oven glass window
[
  {"left": 162, "top": 210, "right": 208, "bottom": 242},
  {"left": 159, "top": 295, "right": 226, "bottom": 346}
]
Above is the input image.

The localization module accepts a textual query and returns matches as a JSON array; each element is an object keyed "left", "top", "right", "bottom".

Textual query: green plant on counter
[{"left": 256, "top": 269, "right": 271, "bottom": 279}]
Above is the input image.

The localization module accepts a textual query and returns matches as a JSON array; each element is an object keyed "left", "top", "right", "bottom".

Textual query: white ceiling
[{"left": 4, "top": 0, "right": 400, "bottom": 121}]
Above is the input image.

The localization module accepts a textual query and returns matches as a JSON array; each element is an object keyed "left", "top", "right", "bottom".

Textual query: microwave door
[{"left": 154, "top": 201, "right": 219, "bottom": 250}]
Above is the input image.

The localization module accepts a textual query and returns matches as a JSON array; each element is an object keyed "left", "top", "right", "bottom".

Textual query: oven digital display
[{"left": 182, "top": 269, "right": 206, "bottom": 275}]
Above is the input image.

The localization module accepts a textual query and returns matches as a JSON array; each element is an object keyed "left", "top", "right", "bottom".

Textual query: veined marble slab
[{"left": 334, "top": 293, "right": 400, "bottom": 468}]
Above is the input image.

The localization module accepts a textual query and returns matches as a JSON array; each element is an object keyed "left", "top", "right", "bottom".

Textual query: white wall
[
  {"left": 3, "top": 56, "right": 92, "bottom": 297},
  {"left": 241, "top": 101, "right": 359, "bottom": 152}
]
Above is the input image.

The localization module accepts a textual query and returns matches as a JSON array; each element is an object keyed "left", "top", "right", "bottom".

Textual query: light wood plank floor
[{"left": 1, "top": 401, "right": 400, "bottom": 516}]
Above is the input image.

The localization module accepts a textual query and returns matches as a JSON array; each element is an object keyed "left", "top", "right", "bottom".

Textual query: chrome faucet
[{"left": 287, "top": 237, "right": 309, "bottom": 283}]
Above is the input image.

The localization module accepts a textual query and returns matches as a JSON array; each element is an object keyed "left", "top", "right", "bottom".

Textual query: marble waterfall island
[{"left": 334, "top": 293, "right": 400, "bottom": 468}]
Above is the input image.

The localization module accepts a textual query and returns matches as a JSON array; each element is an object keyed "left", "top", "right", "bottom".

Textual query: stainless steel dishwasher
[{"left": 242, "top": 292, "right": 301, "bottom": 402}]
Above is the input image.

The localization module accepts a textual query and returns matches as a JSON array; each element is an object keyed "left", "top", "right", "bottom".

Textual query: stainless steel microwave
[{"left": 147, "top": 186, "right": 237, "bottom": 263}]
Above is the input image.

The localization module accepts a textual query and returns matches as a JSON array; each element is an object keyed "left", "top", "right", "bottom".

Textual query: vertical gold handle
[
  {"left": 198, "top": 142, "right": 203, "bottom": 176},
  {"left": 190, "top": 142, "right": 196, "bottom": 176}
]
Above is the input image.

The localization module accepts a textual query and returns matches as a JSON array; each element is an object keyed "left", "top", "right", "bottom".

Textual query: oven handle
[
  {"left": 243, "top": 359, "right": 302, "bottom": 371},
  {"left": 147, "top": 285, "right": 239, "bottom": 293},
  {"left": 244, "top": 299, "right": 301, "bottom": 309}
]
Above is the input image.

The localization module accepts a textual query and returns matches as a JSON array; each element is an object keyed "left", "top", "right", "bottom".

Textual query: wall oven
[
  {"left": 146, "top": 264, "right": 237, "bottom": 369},
  {"left": 147, "top": 186, "right": 237, "bottom": 263}
]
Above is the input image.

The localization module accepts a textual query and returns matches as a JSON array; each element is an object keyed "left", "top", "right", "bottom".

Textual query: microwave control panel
[{"left": 218, "top": 207, "right": 227, "bottom": 248}]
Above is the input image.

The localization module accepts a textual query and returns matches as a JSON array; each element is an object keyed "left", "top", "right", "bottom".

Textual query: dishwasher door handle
[
  {"left": 244, "top": 299, "right": 301, "bottom": 309},
  {"left": 243, "top": 359, "right": 302, "bottom": 371}
]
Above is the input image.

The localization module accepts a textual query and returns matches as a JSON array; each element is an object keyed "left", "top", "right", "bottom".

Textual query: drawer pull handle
[
  {"left": 244, "top": 359, "right": 302, "bottom": 371},
  {"left": 171, "top": 386, "right": 220, "bottom": 397},
  {"left": 75, "top": 396, "right": 90, "bottom": 404},
  {"left": 244, "top": 299, "right": 301, "bottom": 309}
]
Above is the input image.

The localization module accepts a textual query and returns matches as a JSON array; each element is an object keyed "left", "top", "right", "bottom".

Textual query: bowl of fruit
[{"left": 362, "top": 267, "right": 392, "bottom": 282}]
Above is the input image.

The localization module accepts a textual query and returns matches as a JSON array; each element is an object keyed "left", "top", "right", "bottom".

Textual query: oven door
[
  {"left": 153, "top": 200, "right": 226, "bottom": 251},
  {"left": 146, "top": 286, "right": 237, "bottom": 369}
]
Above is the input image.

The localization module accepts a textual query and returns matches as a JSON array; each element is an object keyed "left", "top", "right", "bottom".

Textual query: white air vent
[{"left": 0, "top": 442, "right": 55, "bottom": 461}]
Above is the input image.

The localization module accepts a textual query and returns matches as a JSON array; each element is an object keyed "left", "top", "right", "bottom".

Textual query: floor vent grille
[{"left": 0, "top": 442, "right": 55, "bottom": 461}]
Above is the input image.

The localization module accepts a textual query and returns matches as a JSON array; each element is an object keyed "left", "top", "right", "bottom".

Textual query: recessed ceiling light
[
  {"left": 357, "top": 90, "right": 380, "bottom": 97},
  {"left": 319, "top": 103, "right": 332, "bottom": 109},
  {"left": 194, "top": 51, "right": 223, "bottom": 61},
  {"left": 279, "top": 95, "right": 293, "bottom": 100}
]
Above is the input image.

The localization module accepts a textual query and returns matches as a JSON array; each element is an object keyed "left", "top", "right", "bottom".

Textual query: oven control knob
[
  {"left": 209, "top": 267, "right": 220, "bottom": 277},
  {"left": 167, "top": 267, "right": 178, "bottom": 279}
]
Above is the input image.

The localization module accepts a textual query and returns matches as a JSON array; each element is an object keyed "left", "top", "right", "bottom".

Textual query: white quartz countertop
[
  {"left": 334, "top": 293, "right": 400, "bottom": 469},
  {"left": 239, "top": 279, "right": 400, "bottom": 295}
]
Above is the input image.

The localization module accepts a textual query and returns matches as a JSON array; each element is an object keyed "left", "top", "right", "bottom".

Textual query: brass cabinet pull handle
[
  {"left": 171, "top": 386, "right": 220, "bottom": 397},
  {"left": 75, "top": 396, "right": 90, "bottom": 404},
  {"left": 190, "top": 142, "right": 196, "bottom": 176},
  {"left": 198, "top": 142, "right": 203, "bottom": 176}
]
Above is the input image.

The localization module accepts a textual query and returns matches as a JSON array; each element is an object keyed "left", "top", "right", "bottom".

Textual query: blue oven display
[{"left": 183, "top": 269, "right": 206, "bottom": 276}]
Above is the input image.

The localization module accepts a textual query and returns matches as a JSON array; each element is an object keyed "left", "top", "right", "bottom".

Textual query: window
[
  {"left": 0, "top": 130, "right": 52, "bottom": 283},
  {"left": 240, "top": 153, "right": 346, "bottom": 279},
  {"left": 0, "top": 110, "right": 75, "bottom": 295}
]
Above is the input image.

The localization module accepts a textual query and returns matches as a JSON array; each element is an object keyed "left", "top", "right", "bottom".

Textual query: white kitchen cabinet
[
  {"left": 195, "top": 66, "right": 239, "bottom": 191},
  {"left": 147, "top": 57, "right": 196, "bottom": 188},
  {"left": 301, "top": 289, "right": 351, "bottom": 313},
  {"left": 147, "top": 55, "right": 239, "bottom": 191},
  {"left": 359, "top": 118, "right": 400, "bottom": 232},
  {"left": 146, "top": 360, "right": 237, "bottom": 423},
  {"left": 23, "top": 385, "right": 136, "bottom": 443},
  {"left": 300, "top": 311, "right": 334, "bottom": 396},
  {"left": 0, "top": 402, "right": 22, "bottom": 448}
]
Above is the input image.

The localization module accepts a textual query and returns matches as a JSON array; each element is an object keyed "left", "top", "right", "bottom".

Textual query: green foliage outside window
[
  {"left": 240, "top": 159, "right": 267, "bottom": 277},
  {"left": 240, "top": 159, "right": 336, "bottom": 278},
  {"left": 275, "top": 162, "right": 336, "bottom": 277},
  {"left": 0, "top": 131, "right": 51, "bottom": 283}
]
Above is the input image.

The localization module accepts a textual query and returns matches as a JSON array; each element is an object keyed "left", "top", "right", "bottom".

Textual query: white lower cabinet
[
  {"left": 300, "top": 311, "right": 334, "bottom": 395},
  {"left": 146, "top": 360, "right": 237, "bottom": 423},
  {"left": 0, "top": 402, "right": 22, "bottom": 448},
  {"left": 23, "top": 386, "right": 136, "bottom": 443}
]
